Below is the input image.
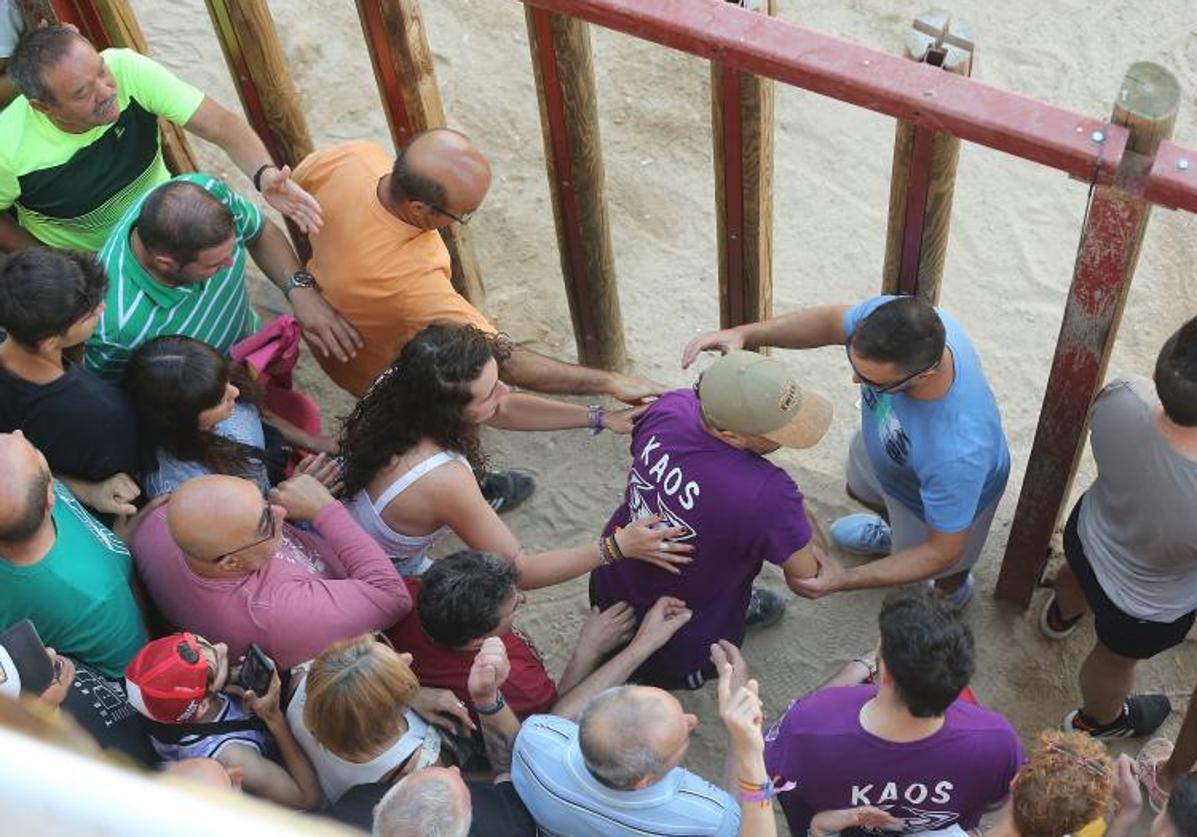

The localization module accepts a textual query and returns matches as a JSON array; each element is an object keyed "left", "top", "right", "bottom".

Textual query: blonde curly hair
[{"left": 1012, "top": 730, "right": 1114, "bottom": 837}]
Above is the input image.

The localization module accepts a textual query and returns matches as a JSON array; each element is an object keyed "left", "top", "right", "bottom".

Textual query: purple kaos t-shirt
[
  {"left": 764, "top": 685, "right": 1024, "bottom": 836},
  {"left": 592, "top": 389, "right": 811, "bottom": 687}
]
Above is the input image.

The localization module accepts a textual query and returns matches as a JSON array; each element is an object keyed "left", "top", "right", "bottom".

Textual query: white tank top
[
  {"left": 344, "top": 450, "right": 470, "bottom": 576},
  {"left": 285, "top": 674, "right": 441, "bottom": 803}
]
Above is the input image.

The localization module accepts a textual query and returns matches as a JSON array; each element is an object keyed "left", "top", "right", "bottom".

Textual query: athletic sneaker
[
  {"left": 478, "top": 469, "right": 537, "bottom": 514},
  {"left": 1039, "top": 592, "right": 1083, "bottom": 640},
  {"left": 932, "top": 573, "right": 974, "bottom": 609},
  {"left": 1062, "top": 694, "right": 1172, "bottom": 739},
  {"left": 830, "top": 513, "right": 892, "bottom": 555},
  {"left": 745, "top": 587, "right": 786, "bottom": 630}
]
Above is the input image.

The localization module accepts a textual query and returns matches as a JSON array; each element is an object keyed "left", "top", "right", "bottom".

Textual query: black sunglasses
[
  {"left": 214, "top": 502, "right": 276, "bottom": 562},
  {"left": 845, "top": 339, "right": 940, "bottom": 394}
]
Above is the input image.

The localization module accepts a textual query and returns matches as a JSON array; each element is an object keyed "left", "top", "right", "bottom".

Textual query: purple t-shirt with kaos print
[
  {"left": 592, "top": 389, "right": 811, "bottom": 688},
  {"left": 764, "top": 685, "right": 1024, "bottom": 836}
]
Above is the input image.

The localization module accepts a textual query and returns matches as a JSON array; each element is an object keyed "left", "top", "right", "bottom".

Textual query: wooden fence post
[
  {"left": 711, "top": 0, "right": 774, "bottom": 333},
  {"left": 204, "top": 0, "right": 313, "bottom": 252},
  {"left": 32, "top": 0, "right": 198, "bottom": 175},
  {"left": 525, "top": 8, "right": 626, "bottom": 372},
  {"left": 881, "top": 10, "right": 974, "bottom": 302},
  {"left": 354, "top": 0, "right": 485, "bottom": 304},
  {"left": 995, "top": 62, "right": 1179, "bottom": 606}
]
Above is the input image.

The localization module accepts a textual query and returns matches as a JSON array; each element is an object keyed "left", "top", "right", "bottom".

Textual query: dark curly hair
[
  {"left": 418, "top": 550, "right": 521, "bottom": 648},
  {"left": 878, "top": 588, "right": 974, "bottom": 717},
  {"left": 124, "top": 335, "right": 263, "bottom": 481},
  {"left": 339, "top": 322, "right": 510, "bottom": 497}
]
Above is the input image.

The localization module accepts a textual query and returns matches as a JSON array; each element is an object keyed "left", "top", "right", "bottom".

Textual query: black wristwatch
[{"left": 283, "top": 270, "right": 317, "bottom": 298}]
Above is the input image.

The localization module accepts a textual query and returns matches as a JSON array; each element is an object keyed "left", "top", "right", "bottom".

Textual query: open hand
[
  {"left": 681, "top": 327, "right": 745, "bottom": 369},
  {"left": 613, "top": 516, "right": 694, "bottom": 575},
  {"left": 410, "top": 686, "right": 476, "bottom": 733},
  {"left": 810, "top": 806, "right": 905, "bottom": 837},
  {"left": 287, "top": 287, "right": 363, "bottom": 363},
  {"left": 294, "top": 453, "right": 344, "bottom": 495},
  {"left": 788, "top": 550, "right": 847, "bottom": 600},
  {"left": 631, "top": 596, "right": 692, "bottom": 651},
  {"left": 607, "top": 373, "right": 666, "bottom": 405},
  {"left": 259, "top": 164, "right": 323, "bottom": 234},
  {"left": 578, "top": 603, "right": 638, "bottom": 657},
  {"left": 604, "top": 403, "right": 650, "bottom": 435}
]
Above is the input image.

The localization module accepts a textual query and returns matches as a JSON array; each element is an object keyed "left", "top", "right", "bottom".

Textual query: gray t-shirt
[{"left": 1079, "top": 375, "right": 1197, "bottom": 621}]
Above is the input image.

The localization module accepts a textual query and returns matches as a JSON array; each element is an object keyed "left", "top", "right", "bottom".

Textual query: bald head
[
  {"left": 373, "top": 767, "right": 471, "bottom": 837},
  {"left": 0, "top": 432, "right": 52, "bottom": 543},
  {"left": 168, "top": 475, "right": 270, "bottom": 567},
  {"left": 390, "top": 129, "right": 491, "bottom": 228},
  {"left": 578, "top": 686, "right": 695, "bottom": 790}
]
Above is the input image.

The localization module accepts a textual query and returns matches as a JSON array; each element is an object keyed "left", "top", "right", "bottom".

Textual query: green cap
[{"left": 698, "top": 351, "right": 833, "bottom": 449}]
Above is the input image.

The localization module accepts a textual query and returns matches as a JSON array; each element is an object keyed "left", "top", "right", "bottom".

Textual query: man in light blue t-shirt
[
  {"left": 683, "top": 294, "right": 1010, "bottom": 607},
  {"left": 512, "top": 685, "right": 740, "bottom": 836}
]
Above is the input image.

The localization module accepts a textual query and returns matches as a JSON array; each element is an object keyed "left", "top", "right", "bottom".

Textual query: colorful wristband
[{"left": 587, "top": 404, "right": 606, "bottom": 436}]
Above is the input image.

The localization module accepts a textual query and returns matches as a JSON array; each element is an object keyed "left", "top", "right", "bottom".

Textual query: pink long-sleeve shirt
[{"left": 132, "top": 502, "right": 410, "bottom": 668}]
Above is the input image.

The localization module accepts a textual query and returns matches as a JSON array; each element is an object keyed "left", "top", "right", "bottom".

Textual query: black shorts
[{"left": 1064, "top": 497, "right": 1196, "bottom": 660}]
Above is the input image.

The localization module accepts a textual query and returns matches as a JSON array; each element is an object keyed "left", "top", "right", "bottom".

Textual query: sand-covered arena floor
[{"left": 131, "top": 0, "right": 1197, "bottom": 831}]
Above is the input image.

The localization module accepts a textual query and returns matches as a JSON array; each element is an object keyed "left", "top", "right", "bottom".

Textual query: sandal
[
  {"left": 1039, "top": 593, "right": 1083, "bottom": 640},
  {"left": 1138, "top": 737, "right": 1175, "bottom": 813}
]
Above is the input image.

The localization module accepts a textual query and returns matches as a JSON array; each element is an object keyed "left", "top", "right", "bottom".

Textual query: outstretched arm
[
  {"left": 183, "top": 96, "right": 322, "bottom": 234},
  {"left": 681, "top": 304, "right": 852, "bottom": 368},
  {"left": 468, "top": 638, "right": 522, "bottom": 781},
  {"left": 500, "top": 344, "right": 665, "bottom": 404},
  {"left": 551, "top": 597, "right": 692, "bottom": 720}
]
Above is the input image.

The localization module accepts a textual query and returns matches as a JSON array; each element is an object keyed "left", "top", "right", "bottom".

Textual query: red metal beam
[
  {"left": 517, "top": 0, "right": 1129, "bottom": 186},
  {"left": 1145, "top": 140, "right": 1197, "bottom": 214},
  {"left": 204, "top": 0, "right": 284, "bottom": 166}
]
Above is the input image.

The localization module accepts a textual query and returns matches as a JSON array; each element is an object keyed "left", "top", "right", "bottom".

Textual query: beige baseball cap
[{"left": 697, "top": 351, "right": 833, "bottom": 449}]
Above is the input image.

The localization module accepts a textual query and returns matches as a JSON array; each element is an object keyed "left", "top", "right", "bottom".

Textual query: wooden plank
[
  {"left": 711, "top": 0, "right": 774, "bottom": 332},
  {"left": 525, "top": 7, "right": 626, "bottom": 371},
  {"left": 354, "top": 0, "right": 485, "bottom": 304},
  {"left": 882, "top": 11, "right": 973, "bottom": 302},
  {"left": 204, "top": 0, "right": 313, "bottom": 254},
  {"left": 995, "top": 62, "right": 1180, "bottom": 606}
]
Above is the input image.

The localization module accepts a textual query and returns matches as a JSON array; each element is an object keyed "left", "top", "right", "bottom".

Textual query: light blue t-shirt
[
  {"left": 511, "top": 714, "right": 740, "bottom": 837},
  {"left": 144, "top": 402, "right": 269, "bottom": 499},
  {"left": 844, "top": 296, "right": 1010, "bottom": 532}
]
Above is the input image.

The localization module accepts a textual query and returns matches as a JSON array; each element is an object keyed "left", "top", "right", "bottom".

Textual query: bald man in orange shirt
[{"left": 292, "top": 129, "right": 662, "bottom": 404}]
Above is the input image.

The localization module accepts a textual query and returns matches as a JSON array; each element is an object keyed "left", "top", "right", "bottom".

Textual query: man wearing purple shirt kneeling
[
  {"left": 765, "top": 589, "right": 1024, "bottom": 836},
  {"left": 592, "top": 350, "right": 833, "bottom": 690}
]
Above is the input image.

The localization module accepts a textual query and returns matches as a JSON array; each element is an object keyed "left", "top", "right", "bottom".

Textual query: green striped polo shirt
[
  {"left": 84, "top": 173, "right": 264, "bottom": 381},
  {"left": 0, "top": 48, "right": 204, "bottom": 251}
]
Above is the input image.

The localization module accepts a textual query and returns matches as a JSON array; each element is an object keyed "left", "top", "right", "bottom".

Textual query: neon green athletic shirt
[{"left": 0, "top": 48, "right": 204, "bottom": 251}]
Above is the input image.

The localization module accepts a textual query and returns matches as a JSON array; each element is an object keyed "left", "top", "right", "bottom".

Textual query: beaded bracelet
[
  {"left": 587, "top": 404, "right": 607, "bottom": 436},
  {"left": 597, "top": 536, "right": 613, "bottom": 566},
  {"left": 608, "top": 529, "right": 625, "bottom": 561}
]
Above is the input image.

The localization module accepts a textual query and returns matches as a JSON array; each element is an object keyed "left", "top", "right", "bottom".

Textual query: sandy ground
[{"left": 128, "top": 0, "right": 1197, "bottom": 831}]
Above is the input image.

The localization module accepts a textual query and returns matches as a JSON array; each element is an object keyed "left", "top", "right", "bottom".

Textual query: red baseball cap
[{"left": 124, "top": 633, "right": 210, "bottom": 723}]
